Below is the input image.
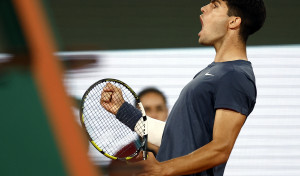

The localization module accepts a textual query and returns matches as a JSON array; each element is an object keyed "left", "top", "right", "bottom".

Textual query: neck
[{"left": 213, "top": 35, "right": 248, "bottom": 63}]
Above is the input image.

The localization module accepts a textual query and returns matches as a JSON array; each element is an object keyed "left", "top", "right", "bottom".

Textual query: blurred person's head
[{"left": 137, "top": 88, "right": 168, "bottom": 121}]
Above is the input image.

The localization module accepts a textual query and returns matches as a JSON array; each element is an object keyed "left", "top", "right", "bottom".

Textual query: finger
[
  {"left": 101, "top": 91, "right": 113, "bottom": 102},
  {"left": 128, "top": 152, "right": 144, "bottom": 163},
  {"left": 103, "top": 83, "right": 118, "bottom": 92},
  {"left": 147, "top": 152, "right": 155, "bottom": 159},
  {"left": 100, "top": 101, "right": 110, "bottom": 111}
]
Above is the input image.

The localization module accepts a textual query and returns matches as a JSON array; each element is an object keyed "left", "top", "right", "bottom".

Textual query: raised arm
[{"left": 100, "top": 83, "right": 165, "bottom": 149}]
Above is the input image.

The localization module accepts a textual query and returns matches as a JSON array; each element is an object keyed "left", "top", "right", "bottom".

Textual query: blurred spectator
[{"left": 137, "top": 87, "right": 168, "bottom": 122}]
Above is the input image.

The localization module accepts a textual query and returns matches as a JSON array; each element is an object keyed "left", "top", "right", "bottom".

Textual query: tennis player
[{"left": 101, "top": 0, "right": 266, "bottom": 175}]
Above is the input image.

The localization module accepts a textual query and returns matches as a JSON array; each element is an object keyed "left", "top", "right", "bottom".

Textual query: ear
[{"left": 228, "top": 16, "right": 241, "bottom": 29}]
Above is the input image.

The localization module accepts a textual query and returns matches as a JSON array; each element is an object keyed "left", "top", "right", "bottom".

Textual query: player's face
[
  {"left": 140, "top": 92, "right": 168, "bottom": 122},
  {"left": 198, "top": 0, "right": 230, "bottom": 46}
]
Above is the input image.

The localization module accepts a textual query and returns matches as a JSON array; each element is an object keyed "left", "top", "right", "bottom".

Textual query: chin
[{"left": 198, "top": 39, "right": 212, "bottom": 46}]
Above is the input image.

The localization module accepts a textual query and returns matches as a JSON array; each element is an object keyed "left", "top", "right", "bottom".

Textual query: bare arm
[{"left": 137, "top": 109, "right": 246, "bottom": 176}]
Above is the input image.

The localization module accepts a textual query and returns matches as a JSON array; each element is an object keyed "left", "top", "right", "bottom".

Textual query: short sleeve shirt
[{"left": 156, "top": 60, "right": 257, "bottom": 176}]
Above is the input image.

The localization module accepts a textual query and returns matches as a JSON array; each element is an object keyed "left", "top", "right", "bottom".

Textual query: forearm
[
  {"left": 116, "top": 102, "right": 142, "bottom": 130},
  {"left": 117, "top": 102, "right": 165, "bottom": 147},
  {"left": 160, "top": 140, "right": 230, "bottom": 176}
]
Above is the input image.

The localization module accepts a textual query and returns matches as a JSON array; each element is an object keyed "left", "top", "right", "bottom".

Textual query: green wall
[{"left": 1, "top": 0, "right": 300, "bottom": 52}]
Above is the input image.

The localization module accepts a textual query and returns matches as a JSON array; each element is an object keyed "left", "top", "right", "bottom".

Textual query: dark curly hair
[
  {"left": 136, "top": 87, "right": 167, "bottom": 106},
  {"left": 223, "top": 0, "right": 266, "bottom": 42}
]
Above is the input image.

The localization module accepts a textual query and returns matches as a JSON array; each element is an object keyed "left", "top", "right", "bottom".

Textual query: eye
[
  {"left": 144, "top": 107, "right": 150, "bottom": 112},
  {"left": 213, "top": 3, "right": 218, "bottom": 8}
]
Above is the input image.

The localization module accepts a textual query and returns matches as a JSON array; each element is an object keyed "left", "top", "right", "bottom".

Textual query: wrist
[
  {"left": 115, "top": 102, "right": 142, "bottom": 130},
  {"left": 160, "top": 161, "right": 175, "bottom": 176}
]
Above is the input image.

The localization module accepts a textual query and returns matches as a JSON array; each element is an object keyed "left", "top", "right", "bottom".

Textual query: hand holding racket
[{"left": 80, "top": 78, "right": 148, "bottom": 161}]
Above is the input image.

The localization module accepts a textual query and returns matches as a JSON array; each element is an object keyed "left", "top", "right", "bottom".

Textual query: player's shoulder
[{"left": 214, "top": 60, "right": 255, "bottom": 80}]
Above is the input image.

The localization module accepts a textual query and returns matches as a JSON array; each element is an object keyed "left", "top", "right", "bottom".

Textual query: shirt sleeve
[{"left": 214, "top": 71, "right": 257, "bottom": 116}]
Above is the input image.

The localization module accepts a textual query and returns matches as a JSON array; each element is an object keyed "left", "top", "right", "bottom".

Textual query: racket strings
[{"left": 82, "top": 81, "right": 144, "bottom": 159}]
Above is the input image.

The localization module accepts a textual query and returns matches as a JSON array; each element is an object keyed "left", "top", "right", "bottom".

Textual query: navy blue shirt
[
  {"left": 116, "top": 60, "right": 256, "bottom": 176},
  {"left": 156, "top": 60, "right": 257, "bottom": 176}
]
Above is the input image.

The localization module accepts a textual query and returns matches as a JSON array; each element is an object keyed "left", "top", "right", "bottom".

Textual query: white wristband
[{"left": 134, "top": 116, "right": 165, "bottom": 147}]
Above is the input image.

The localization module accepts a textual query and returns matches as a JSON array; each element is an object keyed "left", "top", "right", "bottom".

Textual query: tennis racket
[{"left": 80, "top": 78, "right": 148, "bottom": 161}]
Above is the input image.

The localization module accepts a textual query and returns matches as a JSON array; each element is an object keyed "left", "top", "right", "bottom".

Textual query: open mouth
[
  {"left": 198, "top": 15, "right": 204, "bottom": 36},
  {"left": 200, "top": 15, "right": 204, "bottom": 27}
]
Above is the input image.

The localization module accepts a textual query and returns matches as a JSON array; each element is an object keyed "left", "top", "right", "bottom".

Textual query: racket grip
[
  {"left": 143, "top": 150, "right": 147, "bottom": 160},
  {"left": 142, "top": 134, "right": 148, "bottom": 160}
]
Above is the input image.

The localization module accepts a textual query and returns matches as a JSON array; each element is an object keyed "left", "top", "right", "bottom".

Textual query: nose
[
  {"left": 201, "top": 6, "right": 205, "bottom": 13},
  {"left": 149, "top": 111, "right": 158, "bottom": 119},
  {"left": 201, "top": 3, "right": 209, "bottom": 14}
]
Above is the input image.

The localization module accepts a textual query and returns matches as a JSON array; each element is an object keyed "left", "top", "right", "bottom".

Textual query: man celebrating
[{"left": 101, "top": 0, "right": 266, "bottom": 175}]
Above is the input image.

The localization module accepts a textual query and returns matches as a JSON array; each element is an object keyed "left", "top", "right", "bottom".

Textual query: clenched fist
[{"left": 100, "top": 83, "right": 125, "bottom": 115}]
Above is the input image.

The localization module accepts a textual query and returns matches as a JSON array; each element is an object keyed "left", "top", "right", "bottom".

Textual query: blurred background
[
  {"left": 1, "top": 0, "right": 299, "bottom": 52},
  {"left": 0, "top": 0, "right": 300, "bottom": 176}
]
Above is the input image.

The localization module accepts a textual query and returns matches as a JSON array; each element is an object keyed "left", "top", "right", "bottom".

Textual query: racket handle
[
  {"left": 143, "top": 150, "right": 147, "bottom": 160},
  {"left": 142, "top": 134, "right": 148, "bottom": 160}
]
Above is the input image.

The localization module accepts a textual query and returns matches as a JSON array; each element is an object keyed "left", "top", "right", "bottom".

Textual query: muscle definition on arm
[{"left": 138, "top": 109, "right": 246, "bottom": 176}]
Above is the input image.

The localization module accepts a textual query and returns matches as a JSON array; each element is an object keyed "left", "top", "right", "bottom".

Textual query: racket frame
[{"left": 80, "top": 78, "right": 148, "bottom": 161}]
